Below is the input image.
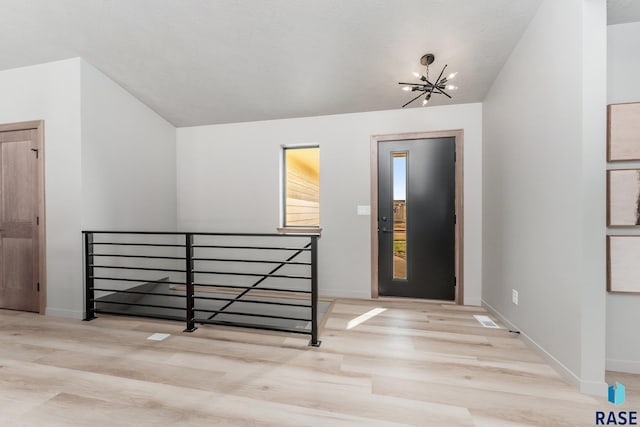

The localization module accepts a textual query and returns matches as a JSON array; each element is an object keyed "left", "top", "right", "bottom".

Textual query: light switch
[{"left": 357, "top": 205, "right": 371, "bottom": 216}]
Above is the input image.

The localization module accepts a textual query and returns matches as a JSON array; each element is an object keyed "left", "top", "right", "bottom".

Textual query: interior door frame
[
  {"left": 370, "top": 129, "right": 464, "bottom": 304},
  {"left": 0, "top": 120, "right": 46, "bottom": 314}
]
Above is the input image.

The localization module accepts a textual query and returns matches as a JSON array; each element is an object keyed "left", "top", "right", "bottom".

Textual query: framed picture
[
  {"left": 608, "top": 102, "right": 640, "bottom": 161},
  {"left": 607, "top": 236, "right": 640, "bottom": 293},
  {"left": 607, "top": 169, "right": 640, "bottom": 227}
]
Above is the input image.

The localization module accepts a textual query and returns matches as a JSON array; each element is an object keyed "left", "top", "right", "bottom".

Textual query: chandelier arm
[
  {"left": 424, "top": 74, "right": 451, "bottom": 98},
  {"left": 435, "top": 64, "right": 447, "bottom": 84},
  {"left": 432, "top": 86, "right": 452, "bottom": 99},
  {"left": 398, "top": 82, "right": 429, "bottom": 87},
  {"left": 421, "top": 78, "right": 440, "bottom": 92},
  {"left": 402, "top": 90, "right": 427, "bottom": 108},
  {"left": 420, "top": 77, "right": 449, "bottom": 97},
  {"left": 426, "top": 65, "right": 447, "bottom": 100}
]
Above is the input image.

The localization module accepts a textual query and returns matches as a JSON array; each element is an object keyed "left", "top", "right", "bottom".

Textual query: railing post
[
  {"left": 309, "top": 235, "right": 321, "bottom": 347},
  {"left": 83, "top": 232, "right": 96, "bottom": 321},
  {"left": 184, "top": 233, "right": 197, "bottom": 332}
]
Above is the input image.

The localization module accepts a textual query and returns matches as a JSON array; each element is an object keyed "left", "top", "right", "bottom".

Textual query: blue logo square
[{"left": 608, "top": 382, "right": 626, "bottom": 406}]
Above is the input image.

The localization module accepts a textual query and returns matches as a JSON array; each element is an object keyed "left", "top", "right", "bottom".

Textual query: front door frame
[
  {"left": 0, "top": 120, "right": 46, "bottom": 314},
  {"left": 370, "top": 129, "right": 463, "bottom": 304}
]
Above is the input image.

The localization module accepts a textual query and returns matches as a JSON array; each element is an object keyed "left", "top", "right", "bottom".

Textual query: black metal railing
[{"left": 83, "top": 231, "right": 321, "bottom": 346}]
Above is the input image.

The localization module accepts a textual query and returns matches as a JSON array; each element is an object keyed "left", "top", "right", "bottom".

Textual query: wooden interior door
[{"left": 0, "top": 128, "right": 40, "bottom": 312}]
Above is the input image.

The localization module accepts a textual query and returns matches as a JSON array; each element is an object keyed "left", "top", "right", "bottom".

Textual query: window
[
  {"left": 392, "top": 152, "right": 407, "bottom": 279},
  {"left": 282, "top": 146, "right": 320, "bottom": 227}
]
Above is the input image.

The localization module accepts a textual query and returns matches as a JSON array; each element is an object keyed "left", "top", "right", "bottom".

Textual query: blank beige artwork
[
  {"left": 608, "top": 103, "right": 640, "bottom": 161},
  {"left": 608, "top": 169, "right": 640, "bottom": 226},
  {"left": 608, "top": 236, "right": 640, "bottom": 293}
]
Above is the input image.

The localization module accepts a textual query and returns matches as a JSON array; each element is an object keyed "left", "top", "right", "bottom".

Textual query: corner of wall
[{"left": 483, "top": 300, "right": 607, "bottom": 397}]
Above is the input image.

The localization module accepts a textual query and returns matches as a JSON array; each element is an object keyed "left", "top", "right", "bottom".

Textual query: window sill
[{"left": 276, "top": 227, "right": 322, "bottom": 236}]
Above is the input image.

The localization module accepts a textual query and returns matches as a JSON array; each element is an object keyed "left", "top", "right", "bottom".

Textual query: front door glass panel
[{"left": 392, "top": 153, "right": 407, "bottom": 280}]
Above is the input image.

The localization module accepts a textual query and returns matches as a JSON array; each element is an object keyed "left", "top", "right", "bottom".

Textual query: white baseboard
[
  {"left": 320, "top": 288, "right": 370, "bottom": 300},
  {"left": 607, "top": 359, "right": 640, "bottom": 374},
  {"left": 482, "top": 299, "right": 607, "bottom": 397},
  {"left": 464, "top": 297, "right": 482, "bottom": 307},
  {"left": 320, "top": 293, "right": 483, "bottom": 306},
  {"left": 580, "top": 379, "right": 608, "bottom": 396},
  {"left": 45, "top": 307, "right": 83, "bottom": 319}
]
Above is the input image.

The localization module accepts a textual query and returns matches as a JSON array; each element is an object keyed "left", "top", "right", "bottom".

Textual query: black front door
[{"left": 378, "top": 137, "right": 456, "bottom": 300}]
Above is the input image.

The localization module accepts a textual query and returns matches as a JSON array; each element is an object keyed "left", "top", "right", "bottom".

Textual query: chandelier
[{"left": 398, "top": 53, "right": 458, "bottom": 107}]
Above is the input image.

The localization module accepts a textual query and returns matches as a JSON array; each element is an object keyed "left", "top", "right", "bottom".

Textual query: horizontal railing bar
[
  {"left": 192, "top": 257, "right": 310, "bottom": 265},
  {"left": 92, "top": 288, "right": 186, "bottom": 298},
  {"left": 91, "top": 242, "right": 186, "bottom": 248},
  {"left": 196, "top": 318, "right": 311, "bottom": 335},
  {"left": 192, "top": 245, "right": 310, "bottom": 251},
  {"left": 84, "top": 231, "right": 186, "bottom": 235},
  {"left": 193, "top": 308, "right": 310, "bottom": 322},
  {"left": 95, "top": 310, "right": 186, "bottom": 323},
  {"left": 193, "top": 270, "right": 310, "bottom": 279},
  {"left": 192, "top": 283, "right": 311, "bottom": 294},
  {"left": 91, "top": 265, "right": 186, "bottom": 273},
  {"left": 84, "top": 231, "right": 319, "bottom": 237},
  {"left": 90, "top": 253, "right": 186, "bottom": 260},
  {"left": 196, "top": 232, "right": 318, "bottom": 237},
  {"left": 94, "top": 300, "right": 185, "bottom": 310},
  {"left": 91, "top": 277, "right": 186, "bottom": 285},
  {"left": 193, "top": 295, "right": 311, "bottom": 308}
]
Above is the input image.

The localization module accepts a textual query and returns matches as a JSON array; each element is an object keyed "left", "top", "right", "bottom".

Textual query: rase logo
[
  {"left": 610, "top": 382, "right": 626, "bottom": 406},
  {"left": 596, "top": 382, "right": 637, "bottom": 425}
]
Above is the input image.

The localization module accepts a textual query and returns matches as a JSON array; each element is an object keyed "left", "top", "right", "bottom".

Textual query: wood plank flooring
[{"left": 0, "top": 299, "right": 633, "bottom": 426}]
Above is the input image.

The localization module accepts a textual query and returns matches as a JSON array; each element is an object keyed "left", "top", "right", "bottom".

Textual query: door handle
[{"left": 380, "top": 227, "right": 394, "bottom": 233}]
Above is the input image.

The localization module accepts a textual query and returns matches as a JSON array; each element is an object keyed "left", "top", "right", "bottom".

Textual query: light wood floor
[{"left": 0, "top": 299, "right": 635, "bottom": 426}]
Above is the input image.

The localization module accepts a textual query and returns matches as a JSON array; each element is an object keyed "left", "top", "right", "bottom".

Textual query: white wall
[
  {"left": 0, "top": 58, "right": 178, "bottom": 320},
  {"left": 177, "top": 104, "right": 483, "bottom": 304},
  {"left": 606, "top": 22, "right": 640, "bottom": 373},
  {"left": 0, "top": 59, "right": 83, "bottom": 318},
  {"left": 80, "top": 60, "right": 177, "bottom": 231},
  {"left": 482, "top": 0, "right": 607, "bottom": 395}
]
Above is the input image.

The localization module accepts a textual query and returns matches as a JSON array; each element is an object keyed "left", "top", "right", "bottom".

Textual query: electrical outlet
[{"left": 512, "top": 289, "right": 519, "bottom": 305}]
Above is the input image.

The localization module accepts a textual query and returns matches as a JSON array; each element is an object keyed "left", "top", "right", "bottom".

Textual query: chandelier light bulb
[
  {"left": 447, "top": 72, "right": 458, "bottom": 80},
  {"left": 446, "top": 84, "right": 458, "bottom": 91},
  {"left": 412, "top": 71, "right": 421, "bottom": 78},
  {"left": 402, "top": 86, "right": 412, "bottom": 91},
  {"left": 422, "top": 98, "right": 429, "bottom": 106}
]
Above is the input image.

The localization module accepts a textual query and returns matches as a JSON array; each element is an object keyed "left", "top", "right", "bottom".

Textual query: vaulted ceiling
[
  {"left": 0, "top": 1, "right": 631, "bottom": 126},
  {"left": 608, "top": 0, "right": 640, "bottom": 24}
]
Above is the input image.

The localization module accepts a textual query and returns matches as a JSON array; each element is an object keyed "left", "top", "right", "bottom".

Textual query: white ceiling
[
  {"left": 0, "top": 0, "right": 547, "bottom": 126},
  {"left": 608, "top": 0, "right": 640, "bottom": 25}
]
